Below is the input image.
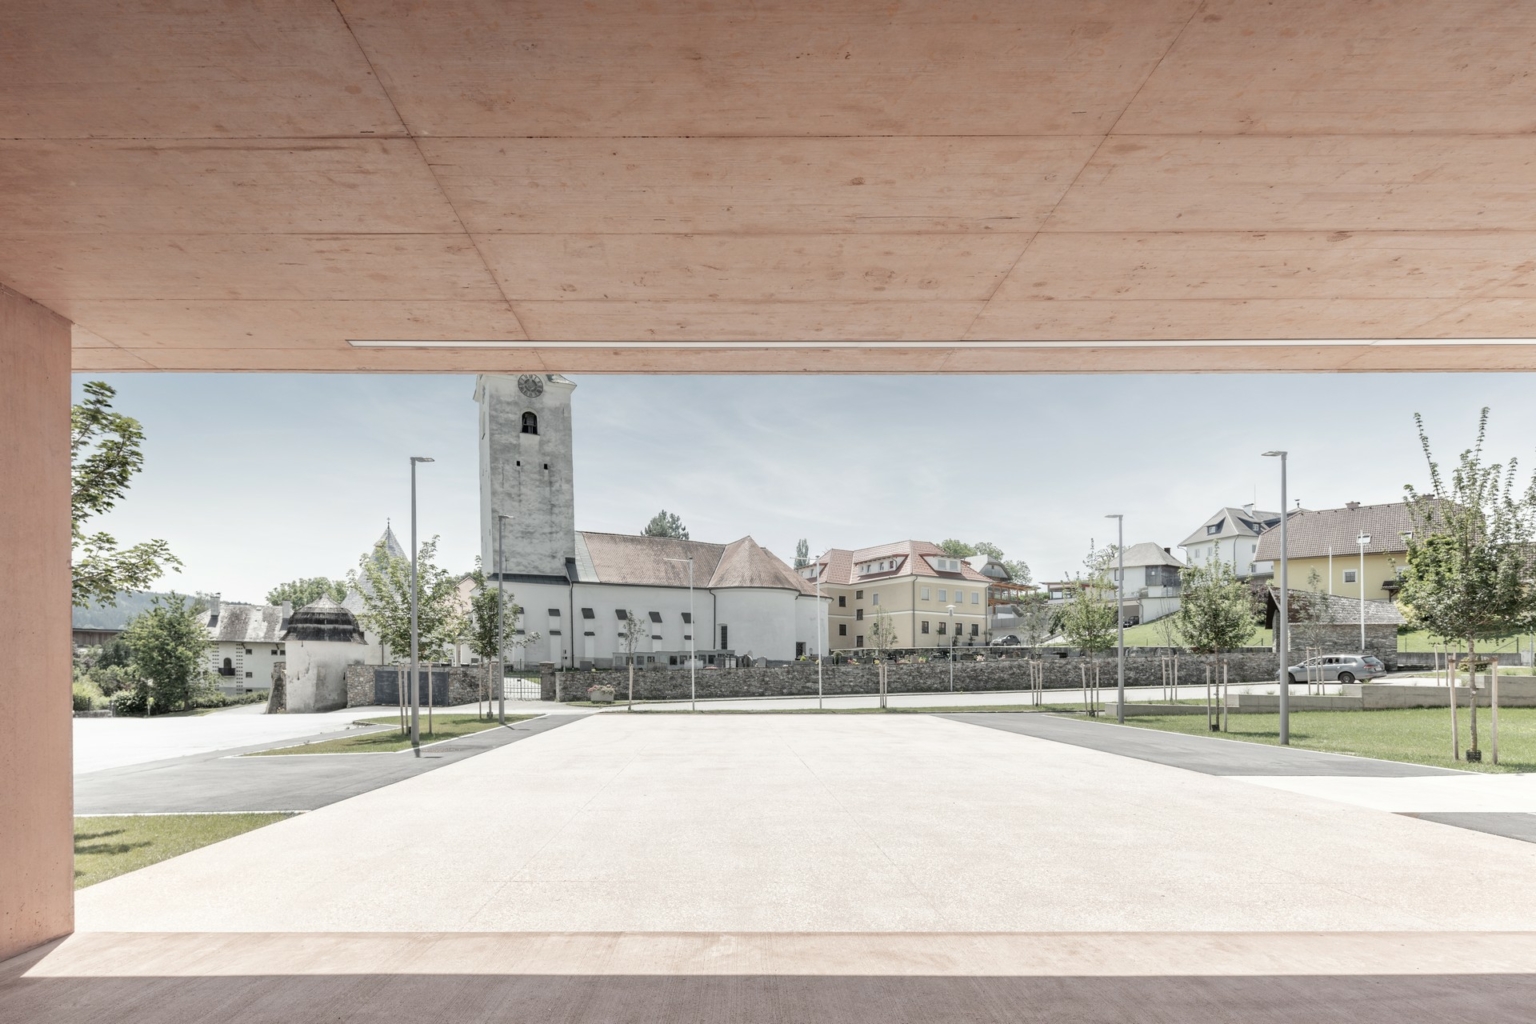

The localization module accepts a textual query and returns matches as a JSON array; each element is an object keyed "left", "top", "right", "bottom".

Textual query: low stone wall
[
  {"left": 1286, "top": 623, "right": 1399, "bottom": 669},
  {"left": 549, "top": 648, "right": 1282, "bottom": 702},
  {"left": 345, "top": 664, "right": 493, "bottom": 707}
]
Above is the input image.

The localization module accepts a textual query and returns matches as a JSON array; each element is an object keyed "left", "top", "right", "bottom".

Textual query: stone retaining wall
[
  {"left": 548, "top": 648, "right": 1282, "bottom": 702},
  {"left": 345, "top": 664, "right": 494, "bottom": 707}
]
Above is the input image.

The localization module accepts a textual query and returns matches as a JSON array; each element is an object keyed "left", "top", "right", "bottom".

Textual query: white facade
[
  {"left": 284, "top": 638, "right": 364, "bottom": 713},
  {"left": 1179, "top": 506, "right": 1281, "bottom": 579}
]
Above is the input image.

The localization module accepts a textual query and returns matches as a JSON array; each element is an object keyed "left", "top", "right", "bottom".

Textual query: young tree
[
  {"left": 1173, "top": 559, "right": 1258, "bottom": 660},
  {"left": 618, "top": 609, "right": 647, "bottom": 704},
  {"left": 266, "top": 577, "right": 348, "bottom": 609},
  {"left": 1059, "top": 579, "right": 1117, "bottom": 654},
  {"left": 867, "top": 605, "right": 900, "bottom": 654},
  {"left": 463, "top": 562, "right": 541, "bottom": 713},
  {"left": 1012, "top": 590, "right": 1057, "bottom": 651},
  {"left": 71, "top": 381, "right": 181, "bottom": 607},
  {"left": 642, "top": 510, "right": 689, "bottom": 539},
  {"left": 1399, "top": 408, "right": 1536, "bottom": 759},
  {"left": 794, "top": 538, "right": 810, "bottom": 569},
  {"left": 351, "top": 535, "right": 465, "bottom": 667},
  {"left": 122, "top": 593, "right": 211, "bottom": 712}
]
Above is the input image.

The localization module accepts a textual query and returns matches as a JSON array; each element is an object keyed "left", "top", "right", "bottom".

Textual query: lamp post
[
  {"left": 1262, "top": 451, "right": 1290, "bottom": 744},
  {"left": 1105, "top": 514, "right": 1125, "bottom": 723},
  {"left": 947, "top": 605, "right": 956, "bottom": 690},
  {"left": 816, "top": 559, "right": 824, "bottom": 710},
  {"left": 1357, "top": 530, "right": 1371, "bottom": 655},
  {"left": 496, "top": 511, "right": 511, "bottom": 725},
  {"left": 409, "top": 455, "right": 434, "bottom": 755},
  {"left": 664, "top": 556, "right": 696, "bottom": 711}
]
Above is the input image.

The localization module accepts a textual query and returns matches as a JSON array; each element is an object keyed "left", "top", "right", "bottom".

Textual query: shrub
[
  {"left": 110, "top": 687, "right": 150, "bottom": 716},
  {"left": 72, "top": 680, "right": 104, "bottom": 712}
]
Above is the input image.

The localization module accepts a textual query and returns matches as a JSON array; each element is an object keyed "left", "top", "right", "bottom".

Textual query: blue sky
[{"left": 71, "top": 372, "right": 1536, "bottom": 603}]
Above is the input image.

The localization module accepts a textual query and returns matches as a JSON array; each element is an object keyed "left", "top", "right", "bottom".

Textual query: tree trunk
[{"left": 1467, "top": 639, "right": 1480, "bottom": 760}]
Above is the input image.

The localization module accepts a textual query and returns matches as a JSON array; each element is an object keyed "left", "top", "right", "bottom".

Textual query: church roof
[
  {"left": 573, "top": 532, "right": 811, "bottom": 593},
  {"left": 281, "top": 596, "right": 365, "bottom": 643}
]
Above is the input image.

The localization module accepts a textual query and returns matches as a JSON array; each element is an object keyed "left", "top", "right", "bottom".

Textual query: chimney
[
  {"left": 1346, "top": 501, "right": 1361, "bottom": 511},
  {"left": 1163, "top": 547, "right": 1171, "bottom": 555},
  {"left": 206, "top": 593, "right": 220, "bottom": 618},
  {"left": 1243, "top": 503, "right": 1254, "bottom": 516}
]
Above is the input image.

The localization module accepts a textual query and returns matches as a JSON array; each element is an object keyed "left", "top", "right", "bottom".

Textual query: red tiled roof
[{"left": 812, "top": 540, "right": 991, "bottom": 586}]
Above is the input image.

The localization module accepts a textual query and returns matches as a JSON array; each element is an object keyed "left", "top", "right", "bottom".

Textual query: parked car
[
  {"left": 1286, "top": 654, "right": 1386, "bottom": 685},
  {"left": 991, "top": 634, "right": 1021, "bottom": 646}
]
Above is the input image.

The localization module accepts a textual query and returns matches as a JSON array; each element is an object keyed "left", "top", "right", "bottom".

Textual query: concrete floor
[{"left": 73, "top": 713, "right": 1536, "bottom": 934}]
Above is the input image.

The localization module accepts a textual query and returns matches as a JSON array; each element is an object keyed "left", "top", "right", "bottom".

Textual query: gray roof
[
  {"left": 1118, "top": 542, "right": 1186, "bottom": 569},
  {"left": 572, "top": 532, "right": 811, "bottom": 593},
  {"left": 1255, "top": 502, "right": 1415, "bottom": 562},
  {"left": 281, "top": 596, "right": 364, "bottom": 643},
  {"left": 207, "top": 602, "right": 287, "bottom": 643},
  {"left": 1180, "top": 507, "right": 1283, "bottom": 548}
]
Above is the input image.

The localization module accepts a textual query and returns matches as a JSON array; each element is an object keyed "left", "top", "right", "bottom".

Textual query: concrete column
[{"left": 0, "top": 284, "right": 74, "bottom": 960}]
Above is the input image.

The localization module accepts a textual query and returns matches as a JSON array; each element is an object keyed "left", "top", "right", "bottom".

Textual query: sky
[{"left": 71, "top": 371, "right": 1536, "bottom": 604}]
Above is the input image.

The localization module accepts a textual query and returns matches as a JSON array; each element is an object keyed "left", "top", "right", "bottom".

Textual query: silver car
[{"left": 1286, "top": 654, "right": 1385, "bottom": 686}]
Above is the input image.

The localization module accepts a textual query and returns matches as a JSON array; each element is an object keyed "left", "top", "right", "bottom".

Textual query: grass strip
[
  {"left": 75, "top": 813, "right": 292, "bottom": 889},
  {"left": 247, "top": 713, "right": 536, "bottom": 755},
  {"left": 1087, "top": 706, "right": 1536, "bottom": 773}
]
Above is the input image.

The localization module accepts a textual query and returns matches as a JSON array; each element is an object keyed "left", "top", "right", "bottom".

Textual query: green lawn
[
  {"left": 1090, "top": 706, "right": 1536, "bottom": 773},
  {"left": 622, "top": 704, "right": 1089, "bottom": 715},
  {"left": 74, "top": 813, "right": 292, "bottom": 889},
  {"left": 247, "top": 713, "right": 535, "bottom": 755},
  {"left": 1114, "top": 621, "right": 1273, "bottom": 648}
]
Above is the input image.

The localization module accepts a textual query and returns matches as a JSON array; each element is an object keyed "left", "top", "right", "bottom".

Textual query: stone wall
[
  {"left": 346, "top": 664, "right": 492, "bottom": 707},
  {"left": 547, "top": 648, "right": 1281, "bottom": 702},
  {"left": 1286, "top": 623, "right": 1399, "bottom": 668}
]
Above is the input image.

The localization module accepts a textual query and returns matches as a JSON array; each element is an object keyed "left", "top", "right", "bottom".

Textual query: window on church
[
  {"left": 548, "top": 608, "right": 561, "bottom": 617},
  {"left": 682, "top": 612, "right": 692, "bottom": 623},
  {"left": 581, "top": 608, "right": 594, "bottom": 619},
  {"left": 521, "top": 411, "right": 538, "bottom": 435},
  {"left": 648, "top": 611, "right": 663, "bottom": 623},
  {"left": 615, "top": 609, "right": 628, "bottom": 619}
]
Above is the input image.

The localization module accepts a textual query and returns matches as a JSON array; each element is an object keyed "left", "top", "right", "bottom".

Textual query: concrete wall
[
  {"left": 549, "top": 648, "right": 1279, "bottom": 701},
  {"left": 285, "top": 640, "right": 366, "bottom": 713},
  {"left": 0, "top": 285, "right": 73, "bottom": 960}
]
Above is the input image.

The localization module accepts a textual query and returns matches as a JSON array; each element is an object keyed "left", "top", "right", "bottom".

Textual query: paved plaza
[{"left": 9, "top": 711, "right": 1536, "bottom": 1022}]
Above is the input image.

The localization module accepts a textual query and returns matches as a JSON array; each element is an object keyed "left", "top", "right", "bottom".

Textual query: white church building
[{"left": 477, "top": 373, "right": 826, "bottom": 669}]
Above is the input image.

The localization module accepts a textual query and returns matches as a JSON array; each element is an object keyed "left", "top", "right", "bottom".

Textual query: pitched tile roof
[
  {"left": 707, "top": 537, "right": 816, "bottom": 594},
  {"left": 811, "top": 540, "right": 991, "bottom": 585},
  {"left": 1179, "top": 507, "right": 1283, "bottom": 548},
  {"left": 1118, "top": 542, "right": 1186, "bottom": 569},
  {"left": 1254, "top": 502, "right": 1416, "bottom": 562},
  {"left": 208, "top": 602, "right": 287, "bottom": 643},
  {"left": 573, "top": 532, "right": 811, "bottom": 593}
]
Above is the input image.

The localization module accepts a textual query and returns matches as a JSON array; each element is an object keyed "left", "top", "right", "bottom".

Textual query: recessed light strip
[{"left": 349, "top": 338, "right": 1536, "bottom": 350}]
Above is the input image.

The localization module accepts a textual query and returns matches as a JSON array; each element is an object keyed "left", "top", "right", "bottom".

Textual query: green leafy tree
[
  {"left": 266, "top": 577, "right": 348, "bottom": 609},
  {"left": 939, "top": 539, "right": 977, "bottom": 558},
  {"left": 1399, "top": 408, "right": 1536, "bottom": 759},
  {"left": 1173, "top": 558, "right": 1258, "bottom": 660},
  {"left": 794, "top": 538, "right": 810, "bottom": 569},
  {"left": 971, "top": 540, "right": 1033, "bottom": 585},
  {"left": 1012, "top": 590, "right": 1058, "bottom": 650},
  {"left": 351, "top": 535, "right": 465, "bottom": 666},
  {"left": 1060, "top": 543, "right": 1118, "bottom": 655},
  {"left": 642, "top": 510, "right": 689, "bottom": 539},
  {"left": 71, "top": 382, "right": 181, "bottom": 606},
  {"left": 122, "top": 593, "right": 211, "bottom": 712},
  {"left": 867, "top": 605, "right": 900, "bottom": 654},
  {"left": 464, "top": 562, "right": 539, "bottom": 712}
]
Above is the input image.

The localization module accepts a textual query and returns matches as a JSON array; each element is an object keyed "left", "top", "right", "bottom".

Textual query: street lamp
[
  {"left": 1262, "top": 451, "right": 1289, "bottom": 744},
  {"left": 947, "top": 604, "right": 956, "bottom": 690},
  {"left": 1357, "top": 530, "right": 1371, "bottom": 655},
  {"left": 495, "top": 511, "right": 512, "bottom": 725},
  {"left": 815, "top": 559, "right": 824, "bottom": 710},
  {"left": 664, "top": 556, "right": 696, "bottom": 711},
  {"left": 409, "top": 455, "right": 434, "bottom": 755},
  {"left": 1105, "top": 514, "right": 1125, "bottom": 723}
]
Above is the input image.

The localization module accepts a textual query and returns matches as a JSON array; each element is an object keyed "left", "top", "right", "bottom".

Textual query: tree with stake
[
  {"left": 1060, "top": 547, "right": 1119, "bottom": 712},
  {"left": 618, "top": 609, "right": 646, "bottom": 707},
  {"left": 464, "top": 562, "right": 540, "bottom": 717},
  {"left": 866, "top": 605, "right": 900, "bottom": 706},
  {"left": 1173, "top": 558, "right": 1258, "bottom": 731},
  {"left": 1398, "top": 408, "right": 1536, "bottom": 763}
]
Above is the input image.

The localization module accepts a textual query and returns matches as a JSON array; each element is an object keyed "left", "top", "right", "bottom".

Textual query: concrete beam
[{"left": 0, "top": 285, "right": 73, "bottom": 960}]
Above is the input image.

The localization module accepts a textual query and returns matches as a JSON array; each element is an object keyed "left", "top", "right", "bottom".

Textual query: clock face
[{"left": 517, "top": 374, "right": 544, "bottom": 398}]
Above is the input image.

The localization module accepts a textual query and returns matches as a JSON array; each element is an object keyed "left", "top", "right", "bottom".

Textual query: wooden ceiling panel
[
  {"left": 0, "top": 0, "right": 403, "bottom": 139},
  {"left": 509, "top": 300, "right": 985, "bottom": 342},
  {"left": 0, "top": 234, "right": 502, "bottom": 311},
  {"left": 1049, "top": 136, "right": 1536, "bottom": 233},
  {"left": 477, "top": 234, "right": 1026, "bottom": 303},
  {"left": 425, "top": 137, "right": 1097, "bottom": 236},
  {"left": 0, "top": 140, "right": 463, "bottom": 235},
  {"left": 1121, "top": 0, "right": 1536, "bottom": 135},
  {"left": 993, "top": 232, "right": 1536, "bottom": 303},
  {"left": 342, "top": 0, "right": 1197, "bottom": 137}
]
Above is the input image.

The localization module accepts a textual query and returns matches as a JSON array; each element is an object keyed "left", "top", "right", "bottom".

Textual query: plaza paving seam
[{"left": 74, "top": 713, "right": 587, "bottom": 815}]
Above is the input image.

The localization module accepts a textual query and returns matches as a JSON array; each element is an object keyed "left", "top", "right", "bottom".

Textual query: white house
[
  {"left": 479, "top": 373, "right": 826, "bottom": 668},
  {"left": 1108, "top": 543, "right": 1186, "bottom": 624},
  {"left": 1179, "top": 505, "right": 1283, "bottom": 578},
  {"left": 205, "top": 596, "right": 288, "bottom": 696}
]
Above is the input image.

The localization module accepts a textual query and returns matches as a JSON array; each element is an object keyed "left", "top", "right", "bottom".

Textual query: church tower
[{"left": 476, "top": 373, "right": 577, "bottom": 581}]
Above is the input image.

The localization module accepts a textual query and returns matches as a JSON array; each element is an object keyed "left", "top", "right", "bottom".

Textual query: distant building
[
  {"left": 1107, "top": 543, "right": 1186, "bottom": 625},
  {"left": 801, "top": 541, "right": 992, "bottom": 651},
  {"left": 1254, "top": 501, "right": 1414, "bottom": 602},
  {"left": 204, "top": 595, "right": 288, "bottom": 696},
  {"left": 1179, "top": 505, "right": 1284, "bottom": 578}
]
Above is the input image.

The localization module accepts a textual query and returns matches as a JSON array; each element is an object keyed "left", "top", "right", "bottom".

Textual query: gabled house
[
  {"left": 1109, "top": 543, "right": 1186, "bottom": 625},
  {"left": 205, "top": 595, "right": 289, "bottom": 695},
  {"left": 802, "top": 541, "right": 993, "bottom": 651},
  {"left": 1254, "top": 501, "right": 1415, "bottom": 602},
  {"left": 1179, "top": 505, "right": 1284, "bottom": 578}
]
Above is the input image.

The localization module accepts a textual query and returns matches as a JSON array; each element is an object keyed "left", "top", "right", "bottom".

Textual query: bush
[
  {"left": 72, "top": 680, "right": 104, "bottom": 712},
  {"left": 110, "top": 687, "right": 150, "bottom": 716}
]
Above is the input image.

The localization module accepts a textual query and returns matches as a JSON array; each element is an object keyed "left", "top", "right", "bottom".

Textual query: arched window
[
  {"left": 221, "top": 657, "right": 233, "bottom": 676},
  {"left": 521, "top": 411, "right": 538, "bottom": 435}
]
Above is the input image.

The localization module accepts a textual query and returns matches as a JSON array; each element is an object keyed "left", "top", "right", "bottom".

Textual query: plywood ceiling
[{"left": 2, "top": 0, "right": 1535, "bottom": 373}]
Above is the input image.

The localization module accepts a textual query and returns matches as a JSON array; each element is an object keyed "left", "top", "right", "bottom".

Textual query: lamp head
[
  {"left": 1261, "top": 450, "right": 1286, "bottom": 458},
  {"left": 411, "top": 456, "right": 435, "bottom": 464}
]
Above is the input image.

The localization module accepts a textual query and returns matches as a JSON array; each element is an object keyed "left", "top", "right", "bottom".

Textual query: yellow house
[
  {"left": 1253, "top": 501, "right": 1414, "bottom": 602},
  {"left": 801, "top": 541, "right": 993, "bottom": 652}
]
